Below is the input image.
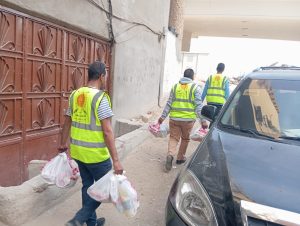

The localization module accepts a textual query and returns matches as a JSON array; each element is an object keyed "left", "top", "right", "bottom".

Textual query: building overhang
[{"left": 184, "top": 0, "right": 300, "bottom": 41}]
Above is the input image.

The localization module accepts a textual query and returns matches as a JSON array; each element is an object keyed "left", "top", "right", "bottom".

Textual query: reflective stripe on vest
[
  {"left": 69, "top": 87, "right": 110, "bottom": 163},
  {"left": 206, "top": 74, "right": 226, "bottom": 104},
  {"left": 170, "top": 83, "right": 197, "bottom": 119}
]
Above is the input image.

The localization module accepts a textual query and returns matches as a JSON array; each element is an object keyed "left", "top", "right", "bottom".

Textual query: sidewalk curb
[
  {"left": 116, "top": 125, "right": 151, "bottom": 160},
  {"left": 0, "top": 125, "right": 151, "bottom": 226}
]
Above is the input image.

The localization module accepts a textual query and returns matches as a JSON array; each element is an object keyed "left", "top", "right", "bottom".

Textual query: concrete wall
[
  {"left": 111, "top": 0, "right": 170, "bottom": 120},
  {"left": 169, "top": 0, "right": 184, "bottom": 39},
  {"left": 182, "top": 30, "right": 192, "bottom": 52},
  {"left": 0, "top": 0, "right": 109, "bottom": 39},
  {"left": 160, "top": 0, "right": 186, "bottom": 104},
  {"left": 161, "top": 31, "right": 182, "bottom": 100},
  {"left": 1, "top": 0, "right": 171, "bottom": 122}
]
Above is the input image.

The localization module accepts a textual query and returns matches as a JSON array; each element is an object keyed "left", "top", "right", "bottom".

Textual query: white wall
[
  {"left": 110, "top": 0, "right": 170, "bottom": 119},
  {"left": 161, "top": 31, "right": 182, "bottom": 99},
  {"left": 181, "top": 52, "right": 211, "bottom": 81}
]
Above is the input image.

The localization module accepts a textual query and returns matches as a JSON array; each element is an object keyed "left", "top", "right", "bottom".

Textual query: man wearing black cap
[{"left": 59, "top": 61, "right": 123, "bottom": 226}]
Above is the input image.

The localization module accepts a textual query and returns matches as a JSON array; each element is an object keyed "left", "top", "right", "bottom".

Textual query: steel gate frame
[{"left": 0, "top": 6, "right": 112, "bottom": 186}]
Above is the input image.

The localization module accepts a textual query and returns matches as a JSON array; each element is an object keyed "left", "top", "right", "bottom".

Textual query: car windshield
[{"left": 220, "top": 78, "right": 300, "bottom": 140}]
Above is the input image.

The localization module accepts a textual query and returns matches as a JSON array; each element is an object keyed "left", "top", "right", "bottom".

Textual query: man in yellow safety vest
[
  {"left": 201, "top": 63, "right": 230, "bottom": 115},
  {"left": 158, "top": 69, "right": 203, "bottom": 172},
  {"left": 59, "top": 61, "right": 123, "bottom": 226}
]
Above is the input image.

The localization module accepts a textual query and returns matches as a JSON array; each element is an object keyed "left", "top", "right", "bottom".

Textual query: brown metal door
[{"left": 0, "top": 7, "right": 111, "bottom": 186}]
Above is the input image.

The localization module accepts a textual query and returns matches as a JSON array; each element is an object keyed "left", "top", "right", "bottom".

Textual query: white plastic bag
[
  {"left": 148, "top": 122, "right": 169, "bottom": 138},
  {"left": 41, "top": 153, "right": 79, "bottom": 188},
  {"left": 88, "top": 172, "right": 139, "bottom": 217},
  {"left": 87, "top": 171, "right": 113, "bottom": 202},
  {"left": 64, "top": 159, "right": 80, "bottom": 188},
  {"left": 190, "top": 127, "right": 208, "bottom": 142},
  {"left": 114, "top": 175, "right": 139, "bottom": 217}
]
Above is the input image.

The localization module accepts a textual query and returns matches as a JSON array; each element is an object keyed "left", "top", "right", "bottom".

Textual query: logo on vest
[
  {"left": 215, "top": 75, "right": 221, "bottom": 81},
  {"left": 73, "top": 93, "right": 88, "bottom": 121},
  {"left": 180, "top": 84, "right": 188, "bottom": 90},
  {"left": 77, "top": 93, "right": 86, "bottom": 108},
  {"left": 212, "top": 75, "right": 222, "bottom": 86}
]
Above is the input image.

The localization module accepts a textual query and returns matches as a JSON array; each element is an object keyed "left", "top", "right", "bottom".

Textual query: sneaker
[
  {"left": 165, "top": 155, "right": 173, "bottom": 172},
  {"left": 96, "top": 218, "right": 106, "bottom": 226}
]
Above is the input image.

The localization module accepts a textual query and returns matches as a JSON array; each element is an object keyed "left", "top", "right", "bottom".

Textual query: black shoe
[
  {"left": 96, "top": 218, "right": 105, "bottom": 226},
  {"left": 176, "top": 158, "right": 186, "bottom": 165},
  {"left": 165, "top": 155, "right": 173, "bottom": 172}
]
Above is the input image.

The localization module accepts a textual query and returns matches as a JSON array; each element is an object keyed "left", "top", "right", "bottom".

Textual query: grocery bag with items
[
  {"left": 41, "top": 152, "right": 80, "bottom": 188},
  {"left": 190, "top": 127, "right": 209, "bottom": 142},
  {"left": 148, "top": 122, "right": 169, "bottom": 138},
  {"left": 87, "top": 171, "right": 139, "bottom": 217}
]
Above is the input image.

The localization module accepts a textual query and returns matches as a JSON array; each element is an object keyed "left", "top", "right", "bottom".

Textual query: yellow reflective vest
[
  {"left": 206, "top": 74, "right": 227, "bottom": 104},
  {"left": 69, "top": 87, "right": 110, "bottom": 163},
  {"left": 170, "top": 83, "right": 197, "bottom": 120}
]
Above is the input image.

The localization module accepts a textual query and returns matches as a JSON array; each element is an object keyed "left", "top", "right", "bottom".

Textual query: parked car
[{"left": 165, "top": 67, "right": 300, "bottom": 225}]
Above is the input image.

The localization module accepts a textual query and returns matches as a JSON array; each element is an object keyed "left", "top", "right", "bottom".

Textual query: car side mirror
[{"left": 201, "top": 105, "right": 218, "bottom": 122}]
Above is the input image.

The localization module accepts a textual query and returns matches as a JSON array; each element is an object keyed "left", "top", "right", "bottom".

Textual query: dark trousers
[
  {"left": 207, "top": 103, "right": 223, "bottom": 116},
  {"left": 71, "top": 158, "right": 112, "bottom": 226}
]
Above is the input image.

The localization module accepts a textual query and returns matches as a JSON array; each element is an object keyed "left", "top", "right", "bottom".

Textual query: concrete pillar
[
  {"left": 168, "top": 0, "right": 184, "bottom": 39},
  {"left": 182, "top": 30, "right": 192, "bottom": 52}
]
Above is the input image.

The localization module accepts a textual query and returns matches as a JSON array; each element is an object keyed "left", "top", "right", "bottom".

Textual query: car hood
[{"left": 190, "top": 128, "right": 300, "bottom": 215}]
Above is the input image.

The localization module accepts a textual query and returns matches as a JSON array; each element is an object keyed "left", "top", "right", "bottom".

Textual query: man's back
[
  {"left": 69, "top": 87, "right": 110, "bottom": 164},
  {"left": 170, "top": 81, "right": 197, "bottom": 120},
  {"left": 205, "top": 73, "right": 227, "bottom": 105},
  {"left": 201, "top": 63, "right": 229, "bottom": 105},
  {"left": 157, "top": 68, "right": 204, "bottom": 172},
  {"left": 160, "top": 77, "right": 203, "bottom": 122}
]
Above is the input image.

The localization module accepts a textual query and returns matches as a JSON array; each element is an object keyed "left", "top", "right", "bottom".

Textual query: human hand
[
  {"left": 201, "top": 121, "right": 209, "bottom": 129},
  {"left": 113, "top": 160, "right": 124, "bottom": 175},
  {"left": 57, "top": 145, "right": 68, "bottom": 153},
  {"left": 158, "top": 117, "right": 164, "bottom": 125}
]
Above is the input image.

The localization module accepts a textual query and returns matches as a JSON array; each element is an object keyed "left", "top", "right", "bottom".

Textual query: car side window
[
  {"left": 220, "top": 78, "right": 300, "bottom": 139},
  {"left": 221, "top": 90, "right": 241, "bottom": 126}
]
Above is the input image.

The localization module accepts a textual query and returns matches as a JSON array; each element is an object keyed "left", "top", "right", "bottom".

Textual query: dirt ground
[{"left": 22, "top": 129, "right": 200, "bottom": 226}]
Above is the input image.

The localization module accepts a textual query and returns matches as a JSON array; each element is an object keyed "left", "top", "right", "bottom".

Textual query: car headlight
[{"left": 170, "top": 169, "right": 218, "bottom": 226}]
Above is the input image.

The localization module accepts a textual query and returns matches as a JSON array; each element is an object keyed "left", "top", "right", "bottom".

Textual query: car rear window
[{"left": 220, "top": 78, "right": 300, "bottom": 139}]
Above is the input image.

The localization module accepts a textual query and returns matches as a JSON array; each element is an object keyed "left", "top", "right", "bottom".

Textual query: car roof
[{"left": 246, "top": 67, "right": 300, "bottom": 80}]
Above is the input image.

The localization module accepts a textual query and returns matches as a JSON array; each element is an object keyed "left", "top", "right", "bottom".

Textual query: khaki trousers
[{"left": 168, "top": 119, "right": 195, "bottom": 160}]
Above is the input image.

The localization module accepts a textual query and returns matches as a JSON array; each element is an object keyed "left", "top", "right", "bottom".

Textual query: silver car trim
[{"left": 241, "top": 200, "right": 300, "bottom": 226}]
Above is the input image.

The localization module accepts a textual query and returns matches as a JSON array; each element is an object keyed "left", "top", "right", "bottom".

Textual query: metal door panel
[
  {"left": 27, "top": 21, "right": 62, "bottom": 59},
  {"left": 0, "top": 144, "right": 21, "bottom": 186},
  {"left": 0, "top": 10, "right": 24, "bottom": 186},
  {"left": 23, "top": 133, "right": 59, "bottom": 179},
  {"left": 0, "top": 6, "right": 111, "bottom": 186}
]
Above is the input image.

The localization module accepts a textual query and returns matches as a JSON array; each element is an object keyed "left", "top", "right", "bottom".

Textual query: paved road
[{"left": 23, "top": 133, "right": 199, "bottom": 226}]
